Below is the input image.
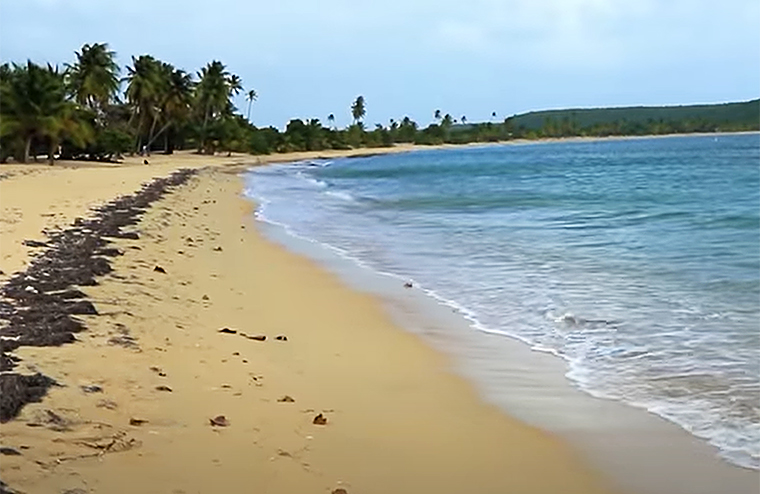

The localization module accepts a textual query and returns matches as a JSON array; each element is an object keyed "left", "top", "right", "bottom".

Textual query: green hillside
[{"left": 504, "top": 99, "right": 760, "bottom": 136}]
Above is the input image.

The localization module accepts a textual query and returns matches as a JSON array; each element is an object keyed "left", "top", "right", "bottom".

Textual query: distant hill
[{"left": 504, "top": 99, "right": 760, "bottom": 135}]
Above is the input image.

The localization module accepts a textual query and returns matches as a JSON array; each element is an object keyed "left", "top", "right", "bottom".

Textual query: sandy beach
[{"left": 0, "top": 151, "right": 621, "bottom": 493}]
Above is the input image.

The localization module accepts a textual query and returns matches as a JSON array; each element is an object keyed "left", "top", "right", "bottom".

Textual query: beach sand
[{"left": 0, "top": 153, "right": 619, "bottom": 493}]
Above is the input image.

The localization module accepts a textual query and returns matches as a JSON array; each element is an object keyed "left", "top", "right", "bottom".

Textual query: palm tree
[
  {"left": 461, "top": 115, "right": 467, "bottom": 125},
  {"left": 65, "top": 43, "right": 119, "bottom": 116},
  {"left": 492, "top": 111, "right": 497, "bottom": 120},
  {"left": 0, "top": 61, "right": 91, "bottom": 163},
  {"left": 245, "top": 89, "right": 258, "bottom": 122},
  {"left": 351, "top": 95, "right": 366, "bottom": 124},
  {"left": 327, "top": 113, "right": 335, "bottom": 129},
  {"left": 124, "top": 55, "right": 163, "bottom": 153},
  {"left": 196, "top": 61, "right": 231, "bottom": 153},
  {"left": 143, "top": 65, "right": 194, "bottom": 153},
  {"left": 434, "top": 109, "right": 441, "bottom": 122},
  {"left": 228, "top": 74, "right": 243, "bottom": 96}
]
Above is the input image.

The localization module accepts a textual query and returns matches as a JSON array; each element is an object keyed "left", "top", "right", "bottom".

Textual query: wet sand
[{"left": 0, "top": 155, "right": 620, "bottom": 493}]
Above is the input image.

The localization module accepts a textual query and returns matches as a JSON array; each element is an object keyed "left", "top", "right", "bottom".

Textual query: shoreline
[
  {"left": 249, "top": 180, "right": 759, "bottom": 494},
  {"left": 0, "top": 159, "right": 620, "bottom": 493},
  {"left": 242, "top": 137, "right": 759, "bottom": 494}
]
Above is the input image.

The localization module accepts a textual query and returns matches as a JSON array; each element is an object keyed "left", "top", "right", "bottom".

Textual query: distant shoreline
[
  {"left": 1, "top": 130, "right": 756, "bottom": 173},
  {"left": 504, "top": 129, "right": 759, "bottom": 146}
]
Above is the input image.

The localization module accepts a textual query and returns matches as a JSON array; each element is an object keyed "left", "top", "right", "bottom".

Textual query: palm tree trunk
[
  {"left": 163, "top": 128, "right": 169, "bottom": 154},
  {"left": 247, "top": 100, "right": 252, "bottom": 121},
  {"left": 200, "top": 105, "right": 210, "bottom": 153},
  {"left": 47, "top": 137, "right": 58, "bottom": 165},
  {"left": 146, "top": 121, "right": 172, "bottom": 149},
  {"left": 147, "top": 113, "right": 160, "bottom": 156},
  {"left": 135, "top": 113, "right": 145, "bottom": 154},
  {"left": 23, "top": 135, "right": 32, "bottom": 164}
]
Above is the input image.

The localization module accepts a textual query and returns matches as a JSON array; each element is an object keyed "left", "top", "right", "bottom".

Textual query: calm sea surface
[{"left": 245, "top": 134, "right": 760, "bottom": 469}]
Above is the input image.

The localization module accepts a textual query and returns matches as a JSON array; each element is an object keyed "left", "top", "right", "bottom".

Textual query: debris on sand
[
  {"left": 22, "top": 240, "right": 48, "bottom": 248},
  {"left": 129, "top": 418, "right": 148, "bottom": 426},
  {"left": 0, "top": 374, "right": 56, "bottom": 423},
  {"left": 153, "top": 265, "right": 166, "bottom": 274},
  {"left": 209, "top": 415, "right": 230, "bottom": 427},
  {"left": 155, "top": 385, "right": 173, "bottom": 392},
  {"left": 80, "top": 385, "right": 103, "bottom": 394},
  {"left": 277, "top": 395, "right": 295, "bottom": 403},
  {"left": 218, "top": 328, "right": 237, "bottom": 334},
  {"left": 149, "top": 366, "right": 167, "bottom": 377},
  {"left": 312, "top": 413, "right": 328, "bottom": 425},
  {"left": 241, "top": 333, "right": 265, "bottom": 341},
  {"left": 0, "top": 169, "right": 197, "bottom": 422},
  {"left": 0, "top": 447, "right": 21, "bottom": 456},
  {"left": 96, "top": 399, "right": 118, "bottom": 410},
  {"left": 274, "top": 335, "right": 288, "bottom": 341}
]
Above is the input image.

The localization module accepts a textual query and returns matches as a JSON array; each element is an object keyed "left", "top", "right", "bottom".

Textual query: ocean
[{"left": 244, "top": 133, "right": 760, "bottom": 470}]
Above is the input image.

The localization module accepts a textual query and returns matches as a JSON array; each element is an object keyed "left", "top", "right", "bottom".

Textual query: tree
[
  {"left": 0, "top": 61, "right": 92, "bottom": 163},
  {"left": 65, "top": 43, "right": 120, "bottom": 117},
  {"left": 441, "top": 114, "right": 454, "bottom": 141},
  {"left": 246, "top": 89, "right": 258, "bottom": 122},
  {"left": 195, "top": 61, "right": 232, "bottom": 153},
  {"left": 434, "top": 109, "right": 441, "bottom": 122},
  {"left": 327, "top": 113, "right": 335, "bottom": 129},
  {"left": 228, "top": 74, "right": 243, "bottom": 96},
  {"left": 492, "top": 111, "right": 497, "bottom": 120},
  {"left": 146, "top": 65, "right": 194, "bottom": 153},
  {"left": 351, "top": 95, "right": 366, "bottom": 124},
  {"left": 461, "top": 115, "right": 467, "bottom": 125},
  {"left": 124, "top": 55, "right": 163, "bottom": 153}
]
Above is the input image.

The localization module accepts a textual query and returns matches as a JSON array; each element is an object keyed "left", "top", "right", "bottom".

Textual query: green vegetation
[
  {"left": 1, "top": 43, "right": 758, "bottom": 164},
  {"left": 504, "top": 100, "right": 760, "bottom": 138}
]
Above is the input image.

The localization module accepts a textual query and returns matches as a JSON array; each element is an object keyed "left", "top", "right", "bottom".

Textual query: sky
[{"left": 1, "top": 0, "right": 758, "bottom": 129}]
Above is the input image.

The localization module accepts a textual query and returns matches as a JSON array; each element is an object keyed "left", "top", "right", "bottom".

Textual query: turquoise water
[{"left": 245, "top": 133, "right": 760, "bottom": 469}]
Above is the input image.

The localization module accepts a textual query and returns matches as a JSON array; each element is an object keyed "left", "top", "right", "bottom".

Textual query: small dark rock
[
  {"left": 143, "top": 159, "right": 149, "bottom": 165},
  {"left": 274, "top": 335, "right": 287, "bottom": 341},
  {"left": 0, "top": 447, "right": 21, "bottom": 456},
  {"left": 209, "top": 415, "right": 229, "bottom": 427},
  {"left": 333, "top": 489, "right": 348, "bottom": 494},
  {"left": 313, "top": 413, "right": 328, "bottom": 425},
  {"left": 129, "top": 417, "right": 148, "bottom": 426},
  {"left": 153, "top": 266, "right": 166, "bottom": 274},
  {"left": 149, "top": 366, "right": 167, "bottom": 377},
  {"left": 80, "top": 385, "right": 103, "bottom": 394},
  {"left": 244, "top": 334, "right": 266, "bottom": 341},
  {"left": 202, "top": 294, "right": 210, "bottom": 301},
  {"left": 404, "top": 282, "right": 413, "bottom": 288},
  {"left": 155, "top": 385, "right": 173, "bottom": 392},
  {"left": 218, "top": 328, "right": 237, "bottom": 334},
  {"left": 213, "top": 246, "right": 223, "bottom": 252},
  {"left": 277, "top": 395, "right": 295, "bottom": 403}
]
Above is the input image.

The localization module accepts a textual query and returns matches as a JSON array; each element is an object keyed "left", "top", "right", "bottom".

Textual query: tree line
[{"left": 2, "top": 43, "right": 757, "bottom": 164}]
